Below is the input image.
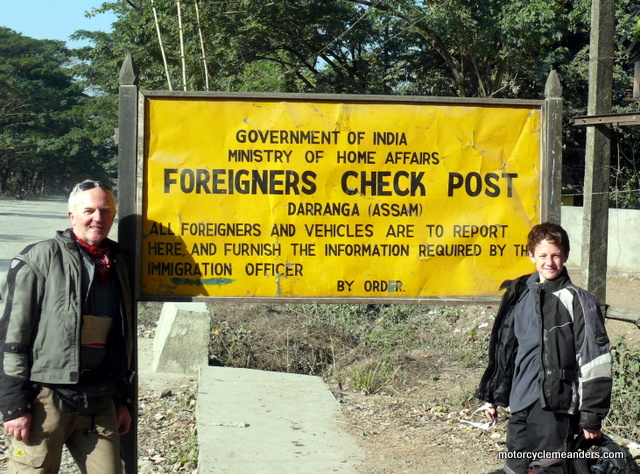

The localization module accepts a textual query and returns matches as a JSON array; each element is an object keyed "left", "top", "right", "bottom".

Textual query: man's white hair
[{"left": 68, "top": 180, "right": 116, "bottom": 211}]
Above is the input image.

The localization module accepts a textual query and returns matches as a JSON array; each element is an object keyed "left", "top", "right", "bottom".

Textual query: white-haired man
[{"left": 1, "top": 180, "right": 134, "bottom": 473}]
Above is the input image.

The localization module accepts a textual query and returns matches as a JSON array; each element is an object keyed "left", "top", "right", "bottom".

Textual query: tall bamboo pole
[
  {"left": 176, "top": 0, "right": 188, "bottom": 90},
  {"left": 194, "top": 0, "right": 210, "bottom": 91},
  {"left": 150, "top": 0, "right": 173, "bottom": 90}
]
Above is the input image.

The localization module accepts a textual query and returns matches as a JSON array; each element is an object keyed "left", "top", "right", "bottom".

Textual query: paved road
[{"left": 0, "top": 198, "right": 71, "bottom": 299}]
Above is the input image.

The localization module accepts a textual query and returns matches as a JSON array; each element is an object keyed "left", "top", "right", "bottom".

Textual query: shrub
[{"left": 605, "top": 336, "right": 640, "bottom": 440}]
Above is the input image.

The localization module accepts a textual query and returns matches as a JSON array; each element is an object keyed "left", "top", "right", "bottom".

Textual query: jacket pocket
[
  {"left": 545, "top": 368, "right": 578, "bottom": 412},
  {"left": 2, "top": 352, "right": 28, "bottom": 379}
]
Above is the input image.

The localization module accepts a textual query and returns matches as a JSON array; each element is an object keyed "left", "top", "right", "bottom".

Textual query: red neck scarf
[{"left": 71, "top": 231, "right": 112, "bottom": 282}]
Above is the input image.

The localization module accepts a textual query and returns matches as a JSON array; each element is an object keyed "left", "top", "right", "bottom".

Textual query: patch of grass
[
  {"left": 206, "top": 303, "right": 492, "bottom": 393},
  {"left": 209, "top": 322, "right": 256, "bottom": 368},
  {"left": 137, "top": 301, "right": 163, "bottom": 329},
  {"left": 161, "top": 388, "right": 199, "bottom": 469},
  {"left": 167, "top": 425, "right": 198, "bottom": 468},
  {"left": 349, "top": 360, "right": 398, "bottom": 395},
  {"left": 605, "top": 336, "right": 640, "bottom": 440}
]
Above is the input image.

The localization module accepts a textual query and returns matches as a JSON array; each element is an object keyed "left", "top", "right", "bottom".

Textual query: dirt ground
[
  {"left": 1, "top": 273, "right": 639, "bottom": 473},
  {"left": 334, "top": 272, "right": 640, "bottom": 473}
]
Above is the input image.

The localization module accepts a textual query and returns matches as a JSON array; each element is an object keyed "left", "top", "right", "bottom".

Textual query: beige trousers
[{"left": 6, "top": 386, "right": 122, "bottom": 474}]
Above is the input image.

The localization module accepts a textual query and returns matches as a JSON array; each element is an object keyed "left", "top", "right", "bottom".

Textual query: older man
[{"left": 0, "top": 180, "right": 134, "bottom": 473}]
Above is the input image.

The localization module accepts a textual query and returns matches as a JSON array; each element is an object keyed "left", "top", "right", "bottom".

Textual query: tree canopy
[
  {"left": 75, "top": 0, "right": 595, "bottom": 98},
  {"left": 2, "top": 0, "right": 640, "bottom": 204},
  {"left": 0, "top": 28, "right": 115, "bottom": 195}
]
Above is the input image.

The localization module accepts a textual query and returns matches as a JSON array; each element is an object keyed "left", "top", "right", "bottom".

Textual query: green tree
[
  {"left": 73, "top": 0, "right": 640, "bottom": 206},
  {"left": 0, "top": 28, "right": 113, "bottom": 195},
  {"left": 75, "top": 1, "right": 599, "bottom": 99},
  {"left": 340, "top": 0, "right": 591, "bottom": 98},
  {"left": 75, "top": 0, "right": 395, "bottom": 94},
  {"left": 553, "top": 0, "right": 640, "bottom": 205}
]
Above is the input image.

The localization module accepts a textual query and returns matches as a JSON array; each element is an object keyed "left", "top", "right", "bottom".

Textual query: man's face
[
  {"left": 528, "top": 239, "right": 567, "bottom": 281},
  {"left": 67, "top": 187, "right": 116, "bottom": 246}
]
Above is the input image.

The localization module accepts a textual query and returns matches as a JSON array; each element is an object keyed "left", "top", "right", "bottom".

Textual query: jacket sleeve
[
  {"left": 476, "top": 277, "right": 525, "bottom": 407},
  {"left": 0, "top": 256, "right": 43, "bottom": 421},
  {"left": 574, "top": 289, "right": 612, "bottom": 430}
]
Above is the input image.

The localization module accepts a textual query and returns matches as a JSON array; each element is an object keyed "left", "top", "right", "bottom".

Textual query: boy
[{"left": 476, "top": 222, "right": 612, "bottom": 473}]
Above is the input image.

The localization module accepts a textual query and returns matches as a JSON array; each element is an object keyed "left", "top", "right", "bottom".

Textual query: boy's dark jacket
[{"left": 476, "top": 269, "right": 612, "bottom": 430}]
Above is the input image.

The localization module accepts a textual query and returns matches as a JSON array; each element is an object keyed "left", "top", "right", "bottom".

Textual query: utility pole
[
  {"left": 582, "top": 0, "right": 614, "bottom": 305},
  {"left": 542, "top": 70, "right": 563, "bottom": 225}
]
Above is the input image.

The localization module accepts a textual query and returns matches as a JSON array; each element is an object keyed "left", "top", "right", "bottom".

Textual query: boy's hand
[
  {"left": 582, "top": 427, "right": 602, "bottom": 440},
  {"left": 485, "top": 403, "right": 498, "bottom": 423}
]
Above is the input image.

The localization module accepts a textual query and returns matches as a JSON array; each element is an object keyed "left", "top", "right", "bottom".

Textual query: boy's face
[{"left": 528, "top": 239, "right": 567, "bottom": 281}]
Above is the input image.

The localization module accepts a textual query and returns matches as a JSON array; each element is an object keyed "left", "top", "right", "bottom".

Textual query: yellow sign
[{"left": 141, "top": 96, "right": 541, "bottom": 299}]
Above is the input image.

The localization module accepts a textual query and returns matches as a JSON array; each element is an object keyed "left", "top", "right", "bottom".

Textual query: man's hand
[
  {"left": 3, "top": 413, "right": 33, "bottom": 442},
  {"left": 582, "top": 427, "right": 602, "bottom": 440},
  {"left": 116, "top": 406, "right": 131, "bottom": 435}
]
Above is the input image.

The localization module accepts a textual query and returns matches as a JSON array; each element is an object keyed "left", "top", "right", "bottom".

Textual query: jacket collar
[{"left": 531, "top": 267, "right": 571, "bottom": 292}]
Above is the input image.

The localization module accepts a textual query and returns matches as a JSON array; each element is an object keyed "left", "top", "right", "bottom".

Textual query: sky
[{"left": 1, "top": 0, "right": 115, "bottom": 46}]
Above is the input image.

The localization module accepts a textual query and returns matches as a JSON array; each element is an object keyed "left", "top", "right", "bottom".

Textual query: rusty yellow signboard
[{"left": 140, "top": 95, "right": 542, "bottom": 300}]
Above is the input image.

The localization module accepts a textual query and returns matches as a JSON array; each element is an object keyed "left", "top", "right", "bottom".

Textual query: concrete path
[{"left": 197, "top": 367, "right": 364, "bottom": 473}]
